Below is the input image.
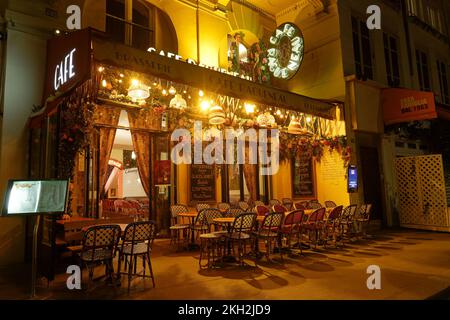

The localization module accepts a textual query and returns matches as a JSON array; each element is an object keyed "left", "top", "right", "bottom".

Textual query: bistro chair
[
  {"left": 323, "top": 205, "right": 343, "bottom": 248},
  {"left": 308, "top": 201, "right": 323, "bottom": 210},
  {"left": 294, "top": 202, "right": 306, "bottom": 210},
  {"left": 355, "top": 204, "right": 373, "bottom": 239},
  {"left": 272, "top": 204, "right": 288, "bottom": 214},
  {"left": 268, "top": 199, "right": 281, "bottom": 207},
  {"left": 199, "top": 232, "right": 223, "bottom": 269},
  {"left": 253, "top": 200, "right": 265, "bottom": 207},
  {"left": 302, "top": 207, "right": 326, "bottom": 249},
  {"left": 169, "top": 205, "right": 190, "bottom": 250},
  {"left": 339, "top": 204, "right": 358, "bottom": 241},
  {"left": 228, "top": 208, "right": 245, "bottom": 218},
  {"left": 255, "top": 205, "right": 271, "bottom": 216},
  {"left": 79, "top": 224, "right": 121, "bottom": 290},
  {"left": 117, "top": 221, "right": 156, "bottom": 294},
  {"left": 225, "top": 213, "right": 256, "bottom": 265},
  {"left": 217, "top": 202, "right": 231, "bottom": 213},
  {"left": 324, "top": 201, "right": 337, "bottom": 208},
  {"left": 253, "top": 212, "right": 284, "bottom": 261},
  {"left": 280, "top": 209, "right": 304, "bottom": 254},
  {"left": 196, "top": 203, "right": 211, "bottom": 212},
  {"left": 238, "top": 201, "right": 250, "bottom": 212},
  {"left": 282, "top": 198, "right": 294, "bottom": 210},
  {"left": 190, "top": 209, "right": 210, "bottom": 242},
  {"left": 203, "top": 208, "right": 224, "bottom": 233}
]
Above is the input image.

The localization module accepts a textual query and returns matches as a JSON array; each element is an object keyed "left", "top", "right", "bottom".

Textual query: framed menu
[
  {"left": 188, "top": 164, "right": 216, "bottom": 203},
  {"left": 292, "top": 156, "right": 316, "bottom": 198},
  {"left": 2, "top": 180, "right": 69, "bottom": 216}
]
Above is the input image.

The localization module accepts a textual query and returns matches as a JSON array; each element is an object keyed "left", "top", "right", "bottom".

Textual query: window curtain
[
  {"left": 126, "top": 108, "right": 162, "bottom": 196},
  {"left": 243, "top": 142, "right": 257, "bottom": 204},
  {"left": 93, "top": 105, "right": 121, "bottom": 196}
]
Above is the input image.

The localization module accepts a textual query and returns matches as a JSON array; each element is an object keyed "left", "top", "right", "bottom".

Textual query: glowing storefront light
[{"left": 127, "top": 79, "right": 150, "bottom": 100}]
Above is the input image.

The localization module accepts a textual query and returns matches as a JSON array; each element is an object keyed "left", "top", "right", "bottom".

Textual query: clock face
[{"left": 268, "top": 23, "right": 304, "bottom": 80}]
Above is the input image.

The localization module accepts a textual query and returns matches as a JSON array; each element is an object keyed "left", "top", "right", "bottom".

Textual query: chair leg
[
  {"left": 127, "top": 256, "right": 133, "bottom": 294},
  {"left": 146, "top": 254, "right": 155, "bottom": 288}
]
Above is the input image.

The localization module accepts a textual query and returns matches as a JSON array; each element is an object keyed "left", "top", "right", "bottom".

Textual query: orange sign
[{"left": 382, "top": 88, "right": 437, "bottom": 125}]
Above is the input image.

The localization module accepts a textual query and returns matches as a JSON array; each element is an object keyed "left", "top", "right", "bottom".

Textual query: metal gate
[{"left": 394, "top": 154, "right": 450, "bottom": 232}]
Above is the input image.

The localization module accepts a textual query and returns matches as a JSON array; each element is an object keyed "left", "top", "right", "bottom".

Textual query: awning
[
  {"left": 35, "top": 28, "right": 336, "bottom": 124},
  {"left": 382, "top": 88, "right": 437, "bottom": 125}
]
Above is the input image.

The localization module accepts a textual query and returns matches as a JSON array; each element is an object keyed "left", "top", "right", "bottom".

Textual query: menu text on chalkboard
[
  {"left": 292, "top": 156, "right": 316, "bottom": 198},
  {"left": 189, "top": 164, "right": 216, "bottom": 203}
]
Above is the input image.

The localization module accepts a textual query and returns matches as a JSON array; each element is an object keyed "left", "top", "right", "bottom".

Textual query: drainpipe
[{"left": 196, "top": 0, "right": 200, "bottom": 63}]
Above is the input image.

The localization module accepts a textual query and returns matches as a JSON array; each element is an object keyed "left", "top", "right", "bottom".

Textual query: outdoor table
[{"left": 178, "top": 212, "right": 199, "bottom": 249}]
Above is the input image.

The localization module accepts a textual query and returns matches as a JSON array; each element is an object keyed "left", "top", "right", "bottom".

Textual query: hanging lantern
[
  {"left": 288, "top": 118, "right": 303, "bottom": 134},
  {"left": 208, "top": 105, "right": 226, "bottom": 125},
  {"left": 256, "top": 112, "right": 276, "bottom": 128},
  {"left": 169, "top": 94, "right": 187, "bottom": 110},
  {"left": 128, "top": 80, "right": 150, "bottom": 100},
  {"left": 168, "top": 86, "right": 176, "bottom": 95}
]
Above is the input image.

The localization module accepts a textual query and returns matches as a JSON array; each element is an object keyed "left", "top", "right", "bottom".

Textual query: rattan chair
[
  {"left": 79, "top": 224, "right": 121, "bottom": 290},
  {"left": 190, "top": 208, "right": 210, "bottom": 242},
  {"left": 253, "top": 212, "right": 284, "bottom": 261},
  {"left": 217, "top": 202, "right": 231, "bottom": 212},
  {"left": 324, "top": 200, "right": 337, "bottom": 208},
  {"left": 196, "top": 203, "right": 211, "bottom": 212},
  {"left": 355, "top": 204, "right": 373, "bottom": 239},
  {"left": 255, "top": 205, "right": 270, "bottom": 216},
  {"left": 268, "top": 199, "right": 281, "bottom": 207},
  {"left": 282, "top": 198, "right": 294, "bottom": 210},
  {"left": 117, "top": 221, "right": 156, "bottom": 293},
  {"left": 272, "top": 203, "right": 288, "bottom": 214},
  {"left": 323, "top": 205, "right": 343, "bottom": 248},
  {"left": 238, "top": 201, "right": 250, "bottom": 212},
  {"left": 280, "top": 209, "right": 304, "bottom": 254},
  {"left": 308, "top": 201, "right": 323, "bottom": 209},
  {"left": 228, "top": 208, "right": 245, "bottom": 217},
  {"left": 225, "top": 213, "right": 256, "bottom": 265},
  {"left": 303, "top": 208, "right": 326, "bottom": 249},
  {"left": 169, "top": 204, "right": 190, "bottom": 249},
  {"left": 339, "top": 204, "right": 358, "bottom": 240}
]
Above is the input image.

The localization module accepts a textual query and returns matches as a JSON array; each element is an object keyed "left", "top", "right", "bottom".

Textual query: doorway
[{"left": 360, "top": 147, "right": 384, "bottom": 222}]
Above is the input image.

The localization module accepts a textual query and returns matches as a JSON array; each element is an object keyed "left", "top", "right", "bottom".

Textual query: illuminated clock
[{"left": 268, "top": 23, "right": 304, "bottom": 80}]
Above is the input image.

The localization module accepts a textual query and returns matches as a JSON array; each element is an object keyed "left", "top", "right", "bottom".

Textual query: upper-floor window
[
  {"left": 352, "top": 16, "right": 373, "bottom": 80},
  {"left": 106, "top": 0, "right": 154, "bottom": 51},
  {"left": 407, "top": 0, "right": 446, "bottom": 35},
  {"left": 416, "top": 49, "right": 431, "bottom": 91},
  {"left": 383, "top": 33, "right": 400, "bottom": 87},
  {"left": 437, "top": 60, "right": 450, "bottom": 105},
  {"left": 407, "top": 0, "right": 423, "bottom": 18}
]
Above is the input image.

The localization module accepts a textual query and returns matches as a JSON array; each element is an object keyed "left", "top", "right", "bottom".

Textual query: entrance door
[{"left": 360, "top": 147, "right": 383, "bottom": 222}]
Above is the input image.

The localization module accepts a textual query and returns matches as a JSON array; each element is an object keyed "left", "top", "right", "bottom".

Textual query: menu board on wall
[
  {"left": 292, "top": 157, "right": 316, "bottom": 198},
  {"left": 189, "top": 164, "right": 216, "bottom": 203}
]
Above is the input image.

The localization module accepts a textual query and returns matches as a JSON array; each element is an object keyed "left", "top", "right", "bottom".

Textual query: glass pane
[
  {"left": 154, "top": 135, "right": 170, "bottom": 235},
  {"left": 132, "top": 0, "right": 152, "bottom": 50},
  {"left": 228, "top": 164, "right": 241, "bottom": 203}
]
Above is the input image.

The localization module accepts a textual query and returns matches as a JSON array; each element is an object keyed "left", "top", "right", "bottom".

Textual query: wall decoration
[
  {"left": 248, "top": 41, "right": 271, "bottom": 84},
  {"left": 268, "top": 23, "right": 304, "bottom": 80}
]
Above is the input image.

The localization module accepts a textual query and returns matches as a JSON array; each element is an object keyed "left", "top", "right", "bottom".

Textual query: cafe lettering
[{"left": 54, "top": 48, "right": 76, "bottom": 91}]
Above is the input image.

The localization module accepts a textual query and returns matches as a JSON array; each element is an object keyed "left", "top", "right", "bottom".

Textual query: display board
[
  {"left": 292, "top": 157, "right": 316, "bottom": 198},
  {"left": 2, "top": 180, "right": 69, "bottom": 215},
  {"left": 189, "top": 164, "right": 216, "bottom": 203}
]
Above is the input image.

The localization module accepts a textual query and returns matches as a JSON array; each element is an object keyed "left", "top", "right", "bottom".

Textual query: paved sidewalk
[{"left": 1, "top": 229, "right": 449, "bottom": 300}]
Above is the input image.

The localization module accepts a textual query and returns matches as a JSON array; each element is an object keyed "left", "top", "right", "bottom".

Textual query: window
[
  {"left": 437, "top": 60, "right": 450, "bottom": 105},
  {"left": 407, "top": 0, "right": 423, "bottom": 19},
  {"left": 352, "top": 16, "right": 373, "bottom": 80},
  {"left": 416, "top": 50, "right": 431, "bottom": 91},
  {"left": 383, "top": 33, "right": 400, "bottom": 87},
  {"left": 106, "top": 0, "right": 154, "bottom": 51}
]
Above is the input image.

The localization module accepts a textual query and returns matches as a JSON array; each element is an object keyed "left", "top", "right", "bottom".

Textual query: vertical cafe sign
[{"left": 268, "top": 23, "right": 304, "bottom": 80}]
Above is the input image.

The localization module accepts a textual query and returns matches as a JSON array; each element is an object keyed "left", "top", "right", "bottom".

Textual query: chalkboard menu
[
  {"left": 189, "top": 164, "right": 216, "bottom": 202},
  {"left": 292, "top": 157, "right": 316, "bottom": 198}
]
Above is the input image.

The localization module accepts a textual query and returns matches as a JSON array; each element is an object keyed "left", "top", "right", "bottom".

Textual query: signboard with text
[{"left": 382, "top": 88, "right": 437, "bottom": 125}]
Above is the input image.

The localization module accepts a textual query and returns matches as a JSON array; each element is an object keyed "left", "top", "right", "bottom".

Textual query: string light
[
  {"left": 200, "top": 100, "right": 210, "bottom": 112},
  {"left": 102, "top": 80, "right": 107, "bottom": 87},
  {"left": 169, "top": 86, "right": 176, "bottom": 95},
  {"left": 98, "top": 66, "right": 104, "bottom": 72},
  {"left": 199, "top": 90, "right": 204, "bottom": 97},
  {"left": 244, "top": 102, "right": 256, "bottom": 114}
]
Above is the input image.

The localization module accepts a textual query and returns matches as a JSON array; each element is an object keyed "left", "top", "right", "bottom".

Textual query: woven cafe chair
[
  {"left": 308, "top": 201, "right": 323, "bottom": 210},
  {"left": 79, "top": 224, "right": 121, "bottom": 290},
  {"left": 323, "top": 205, "right": 343, "bottom": 248},
  {"left": 282, "top": 198, "right": 294, "bottom": 210},
  {"left": 302, "top": 207, "right": 327, "bottom": 249},
  {"left": 169, "top": 204, "right": 190, "bottom": 249},
  {"left": 255, "top": 205, "right": 270, "bottom": 216},
  {"left": 339, "top": 204, "right": 358, "bottom": 241},
  {"left": 228, "top": 208, "right": 245, "bottom": 218},
  {"left": 268, "top": 199, "right": 281, "bottom": 207},
  {"left": 196, "top": 203, "right": 210, "bottom": 212},
  {"left": 294, "top": 202, "right": 306, "bottom": 210},
  {"left": 279, "top": 209, "right": 304, "bottom": 254},
  {"left": 225, "top": 213, "right": 256, "bottom": 265},
  {"left": 217, "top": 202, "right": 231, "bottom": 212},
  {"left": 238, "top": 201, "right": 250, "bottom": 212},
  {"left": 272, "top": 203, "right": 288, "bottom": 214},
  {"left": 117, "top": 221, "right": 156, "bottom": 293},
  {"left": 252, "top": 212, "right": 284, "bottom": 261},
  {"left": 190, "top": 208, "right": 210, "bottom": 242},
  {"left": 355, "top": 204, "right": 373, "bottom": 239},
  {"left": 324, "top": 200, "right": 337, "bottom": 208}
]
